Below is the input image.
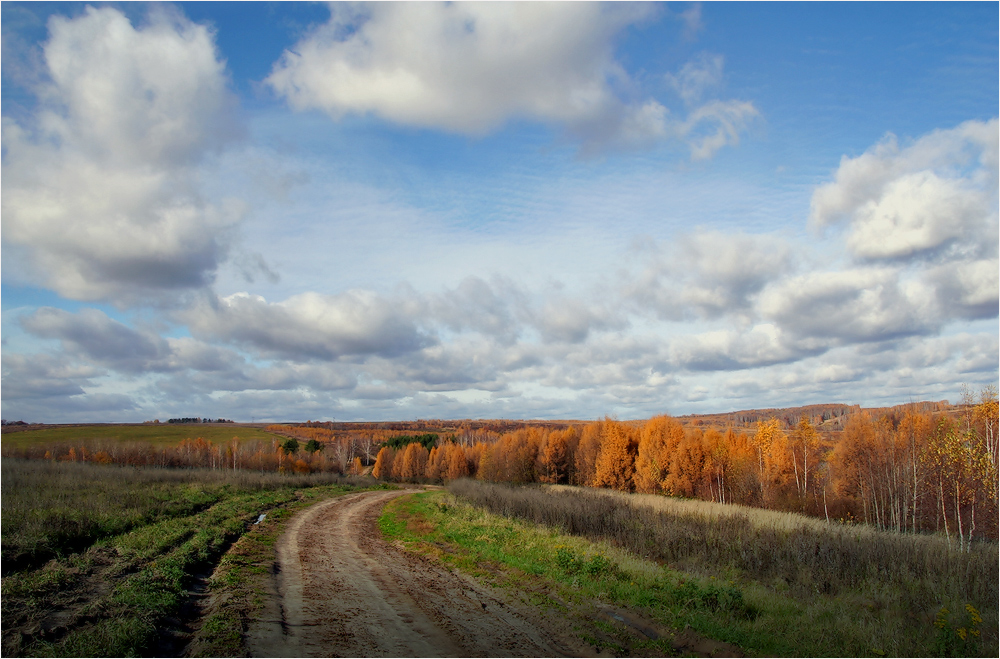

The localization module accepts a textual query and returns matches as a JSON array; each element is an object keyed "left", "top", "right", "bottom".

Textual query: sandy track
[{"left": 247, "top": 489, "right": 584, "bottom": 657}]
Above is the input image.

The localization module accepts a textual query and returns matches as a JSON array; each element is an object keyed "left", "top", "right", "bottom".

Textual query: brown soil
[{"left": 246, "top": 489, "right": 592, "bottom": 657}]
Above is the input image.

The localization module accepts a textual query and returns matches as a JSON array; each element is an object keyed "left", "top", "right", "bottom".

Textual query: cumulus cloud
[
  {"left": 758, "top": 268, "right": 939, "bottom": 344},
  {"left": 182, "top": 291, "right": 431, "bottom": 361},
  {"left": 677, "top": 99, "right": 759, "bottom": 160},
  {"left": 669, "top": 324, "right": 814, "bottom": 372},
  {"left": 659, "top": 53, "right": 759, "bottom": 159},
  {"left": 267, "top": 3, "right": 652, "bottom": 135},
  {"left": 928, "top": 259, "right": 1000, "bottom": 321},
  {"left": 18, "top": 307, "right": 252, "bottom": 378},
  {"left": 431, "top": 277, "right": 527, "bottom": 345},
  {"left": 794, "top": 119, "right": 1000, "bottom": 344},
  {"left": 534, "top": 298, "right": 622, "bottom": 344},
  {"left": 1, "top": 352, "right": 99, "bottom": 400},
  {"left": 266, "top": 2, "right": 755, "bottom": 156},
  {"left": 675, "top": 3, "right": 703, "bottom": 40},
  {"left": 22, "top": 307, "right": 172, "bottom": 373},
  {"left": 1, "top": 6, "right": 242, "bottom": 303},
  {"left": 626, "top": 231, "right": 792, "bottom": 321},
  {"left": 810, "top": 118, "right": 998, "bottom": 263}
]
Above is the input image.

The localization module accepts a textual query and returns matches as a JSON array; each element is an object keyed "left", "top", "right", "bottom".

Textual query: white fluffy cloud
[
  {"left": 661, "top": 53, "right": 759, "bottom": 160},
  {"left": 266, "top": 2, "right": 756, "bottom": 155},
  {"left": 810, "top": 118, "right": 998, "bottom": 263},
  {"left": 267, "top": 3, "right": 652, "bottom": 135},
  {"left": 1, "top": 6, "right": 242, "bottom": 303},
  {"left": 801, "top": 119, "right": 999, "bottom": 334}
]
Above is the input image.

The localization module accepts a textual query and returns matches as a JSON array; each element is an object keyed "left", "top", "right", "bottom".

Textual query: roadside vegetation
[
  {"left": 380, "top": 483, "right": 997, "bottom": 657},
  {"left": 1, "top": 459, "right": 377, "bottom": 657}
]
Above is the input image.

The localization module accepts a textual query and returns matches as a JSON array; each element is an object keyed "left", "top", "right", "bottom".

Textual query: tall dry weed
[{"left": 448, "top": 479, "right": 998, "bottom": 611}]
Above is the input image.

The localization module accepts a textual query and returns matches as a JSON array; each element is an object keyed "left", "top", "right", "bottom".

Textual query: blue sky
[{"left": 2, "top": 1, "right": 997, "bottom": 423}]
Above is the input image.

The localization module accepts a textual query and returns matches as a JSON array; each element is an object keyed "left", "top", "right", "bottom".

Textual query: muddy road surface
[{"left": 247, "top": 489, "right": 586, "bottom": 657}]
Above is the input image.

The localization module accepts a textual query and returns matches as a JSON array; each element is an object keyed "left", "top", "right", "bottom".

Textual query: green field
[
  {"left": 0, "top": 424, "right": 278, "bottom": 451},
  {"left": 0, "top": 459, "right": 378, "bottom": 657}
]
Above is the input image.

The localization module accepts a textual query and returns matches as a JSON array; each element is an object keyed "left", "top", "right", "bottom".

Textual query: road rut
[{"left": 247, "top": 489, "right": 584, "bottom": 657}]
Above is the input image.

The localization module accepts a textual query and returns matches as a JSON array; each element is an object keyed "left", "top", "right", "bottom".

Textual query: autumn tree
[
  {"left": 593, "top": 419, "right": 638, "bottom": 492},
  {"left": 398, "top": 442, "right": 429, "bottom": 482},
  {"left": 663, "top": 428, "right": 706, "bottom": 498},
  {"left": 478, "top": 429, "right": 540, "bottom": 483},
  {"left": 789, "top": 418, "right": 820, "bottom": 507},
  {"left": 446, "top": 443, "right": 471, "bottom": 480},
  {"left": 537, "top": 429, "right": 571, "bottom": 484},
  {"left": 751, "top": 418, "right": 803, "bottom": 507},
  {"left": 574, "top": 422, "right": 603, "bottom": 486},
  {"left": 426, "top": 445, "right": 446, "bottom": 482},
  {"left": 634, "top": 416, "right": 684, "bottom": 494},
  {"left": 372, "top": 446, "right": 395, "bottom": 480},
  {"left": 701, "top": 428, "right": 728, "bottom": 503},
  {"left": 718, "top": 427, "right": 758, "bottom": 505}
]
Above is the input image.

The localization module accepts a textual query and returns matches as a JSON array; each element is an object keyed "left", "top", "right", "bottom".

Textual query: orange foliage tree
[
  {"left": 537, "top": 428, "right": 573, "bottom": 484},
  {"left": 372, "top": 446, "right": 395, "bottom": 480},
  {"left": 634, "top": 416, "right": 684, "bottom": 494},
  {"left": 446, "top": 443, "right": 471, "bottom": 480},
  {"left": 573, "top": 422, "right": 603, "bottom": 486},
  {"left": 398, "top": 443, "right": 429, "bottom": 482},
  {"left": 593, "top": 419, "right": 638, "bottom": 492}
]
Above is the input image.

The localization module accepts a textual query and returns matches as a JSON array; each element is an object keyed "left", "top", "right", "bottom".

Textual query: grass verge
[{"left": 380, "top": 488, "right": 997, "bottom": 657}]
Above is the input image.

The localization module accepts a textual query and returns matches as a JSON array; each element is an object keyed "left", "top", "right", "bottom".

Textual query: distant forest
[{"left": 6, "top": 391, "right": 997, "bottom": 544}]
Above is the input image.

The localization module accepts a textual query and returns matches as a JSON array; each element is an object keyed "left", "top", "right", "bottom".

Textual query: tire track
[{"left": 247, "top": 489, "right": 584, "bottom": 657}]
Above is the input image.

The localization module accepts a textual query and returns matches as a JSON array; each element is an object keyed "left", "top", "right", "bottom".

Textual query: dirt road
[{"left": 247, "top": 489, "right": 586, "bottom": 657}]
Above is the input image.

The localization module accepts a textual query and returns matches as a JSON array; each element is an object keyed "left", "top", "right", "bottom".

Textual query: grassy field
[
  {"left": 0, "top": 424, "right": 277, "bottom": 451},
  {"left": 0, "top": 459, "right": 378, "bottom": 657},
  {"left": 379, "top": 483, "right": 997, "bottom": 657}
]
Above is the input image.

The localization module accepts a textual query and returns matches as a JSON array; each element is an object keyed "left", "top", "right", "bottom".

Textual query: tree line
[
  {"left": 7, "top": 389, "right": 996, "bottom": 543},
  {"left": 369, "top": 389, "right": 998, "bottom": 544}
]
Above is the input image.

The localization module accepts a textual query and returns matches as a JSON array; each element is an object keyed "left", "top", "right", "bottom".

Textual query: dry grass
[
  {"left": 390, "top": 489, "right": 998, "bottom": 656},
  {"left": 449, "top": 480, "right": 998, "bottom": 614},
  {"left": 0, "top": 424, "right": 275, "bottom": 451}
]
